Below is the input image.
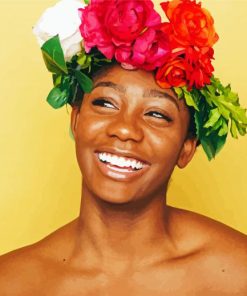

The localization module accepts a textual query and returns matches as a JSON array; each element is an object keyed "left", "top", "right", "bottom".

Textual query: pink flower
[
  {"left": 116, "top": 28, "right": 171, "bottom": 71},
  {"left": 104, "top": 0, "right": 161, "bottom": 45},
  {"left": 79, "top": 0, "right": 161, "bottom": 59},
  {"left": 79, "top": 1, "right": 115, "bottom": 59}
]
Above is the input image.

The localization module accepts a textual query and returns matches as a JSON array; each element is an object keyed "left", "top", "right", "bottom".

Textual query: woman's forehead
[
  {"left": 93, "top": 64, "right": 176, "bottom": 98},
  {"left": 91, "top": 64, "right": 188, "bottom": 111}
]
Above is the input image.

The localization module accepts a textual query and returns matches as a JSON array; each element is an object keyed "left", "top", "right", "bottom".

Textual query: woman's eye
[
  {"left": 145, "top": 111, "right": 172, "bottom": 122},
  {"left": 92, "top": 98, "right": 117, "bottom": 109}
]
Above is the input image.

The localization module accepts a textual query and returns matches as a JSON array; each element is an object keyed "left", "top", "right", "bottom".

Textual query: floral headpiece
[{"left": 33, "top": 0, "right": 247, "bottom": 160}]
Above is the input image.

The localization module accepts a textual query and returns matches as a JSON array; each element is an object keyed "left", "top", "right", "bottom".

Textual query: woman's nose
[{"left": 106, "top": 112, "right": 144, "bottom": 142}]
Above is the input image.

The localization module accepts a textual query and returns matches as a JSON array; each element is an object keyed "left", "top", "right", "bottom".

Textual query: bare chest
[{"left": 32, "top": 265, "right": 232, "bottom": 296}]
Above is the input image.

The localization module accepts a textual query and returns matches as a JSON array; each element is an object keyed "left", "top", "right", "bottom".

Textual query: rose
[
  {"left": 155, "top": 57, "right": 187, "bottom": 88},
  {"left": 79, "top": 0, "right": 161, "bottom": 59},
  {"left": 33, "top": 0, "right": 85, "bottom": 61},
  {"left": 161, "top": 0, "right": 219, "bottom": 48},
  {"left": 115, "top": 28, "right": 171, "bottom": 71},
  {"left": 155, "top": 46, "right": 214, "bottom": 89}
]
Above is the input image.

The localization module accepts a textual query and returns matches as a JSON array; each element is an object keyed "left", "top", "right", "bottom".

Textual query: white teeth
[
  {"left": 130, "top": 160, "right": 137, "bottom": 170},
  {"left": 101, "top": 153, "right": 107, "bottom": 162},
  {"left": 105, "top": 155, "right": 110, "bottom": 163},
  {"left": 98, "top": 152, "right": 145, "bottom": 170}
]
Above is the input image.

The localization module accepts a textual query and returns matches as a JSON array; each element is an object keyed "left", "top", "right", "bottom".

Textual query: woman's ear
[
  {"left": 177, "top": 137, "right": 198, "bottom": 169},
  {"left": 70, "top": 106, "right": 80, "bottom": 139}
]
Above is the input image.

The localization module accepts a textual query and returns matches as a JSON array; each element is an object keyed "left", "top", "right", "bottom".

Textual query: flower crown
[{"left": 33, "top": 0, "right": 247, "bottom": 160}]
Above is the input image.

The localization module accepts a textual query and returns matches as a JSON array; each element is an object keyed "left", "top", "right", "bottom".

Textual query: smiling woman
[
  {"left": 71, "top": 65, "right": 196, "bottom": 207},
  {"left": 0, "top": 0, "right": 247, "bottom": 295}
]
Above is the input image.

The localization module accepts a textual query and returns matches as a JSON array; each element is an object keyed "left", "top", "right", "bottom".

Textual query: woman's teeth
[{"left": 97, "top": 152, "right": 144, "bottom": 170}]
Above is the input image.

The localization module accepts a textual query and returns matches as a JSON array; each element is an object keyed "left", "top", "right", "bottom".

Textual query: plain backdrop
[{"left": 0, "top": 0, "right": 247, "bottom": 255}]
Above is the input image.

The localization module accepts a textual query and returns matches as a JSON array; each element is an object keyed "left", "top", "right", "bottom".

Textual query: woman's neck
[{"left": 72, "top": 180, "right": 176, "bottom": 273}]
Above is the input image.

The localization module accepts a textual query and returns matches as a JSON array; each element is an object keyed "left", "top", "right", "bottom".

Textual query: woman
[{"left": 0, "top": 0, "right": 247, "bottom": 294}]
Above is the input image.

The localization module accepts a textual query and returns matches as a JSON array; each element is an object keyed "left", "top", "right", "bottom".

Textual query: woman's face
[{"left": 71, "top": 65, "right": 197, "bottom": 204}]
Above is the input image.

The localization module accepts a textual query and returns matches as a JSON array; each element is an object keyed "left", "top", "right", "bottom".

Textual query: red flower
[
  {"left": 155, "top": 46, "right": 214, "bottom": 89},
  {"left": 185, "top": 46, "right": 214, "bottom": 89},
  {"left": 156, "top": 57, "right": 187, "bottom": 88},
  {"left": 161, "top": 0, "right": 219, "bottom": 48}
]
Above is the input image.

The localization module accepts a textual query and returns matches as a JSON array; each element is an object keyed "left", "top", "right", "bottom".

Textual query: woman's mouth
[{"left": 94, "top": 151, "right": 150, "bottom": 181}]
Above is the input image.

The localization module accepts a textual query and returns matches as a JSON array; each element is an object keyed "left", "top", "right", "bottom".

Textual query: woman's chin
[{"left": 94, "top": 187, "right": 139, "bottom": 206}]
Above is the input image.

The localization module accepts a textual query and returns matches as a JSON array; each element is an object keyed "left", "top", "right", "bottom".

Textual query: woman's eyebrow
[
  {"left": 93, "top": 81, "right": 179, "bottom": 110},
  {"left": 144, "top": 89, "right": 180, "bottom": 110},
  {"left": 93, "top": 81, "right": 125, "bottom": 93}
]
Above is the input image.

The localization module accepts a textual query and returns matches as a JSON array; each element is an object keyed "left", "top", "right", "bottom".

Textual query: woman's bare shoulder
[
  {"left": 0, "top": 219, "right": 78, "bottom": 294},
  {"left": 170, "top": 206, "right": 247, "bottom": 293},
  {"left": 0, "top": 244, "right": 46, "bottom": 295},
  {"left": 171, "top": 206, "right": 247, "bottom": 256}
]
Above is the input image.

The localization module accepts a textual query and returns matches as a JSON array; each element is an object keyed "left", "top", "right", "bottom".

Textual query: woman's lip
[{"left": 94, "top": 152, "right": 150, "bottom": 182}]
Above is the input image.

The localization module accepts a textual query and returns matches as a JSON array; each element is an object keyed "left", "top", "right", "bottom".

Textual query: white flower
[{"left": 33, "top": 0, "right": 85, "bottom": 61}]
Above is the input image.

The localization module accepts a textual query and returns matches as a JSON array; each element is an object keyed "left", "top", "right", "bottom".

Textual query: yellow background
[{"left": 0, "top": 0, "right": 246, "bottom": 255}]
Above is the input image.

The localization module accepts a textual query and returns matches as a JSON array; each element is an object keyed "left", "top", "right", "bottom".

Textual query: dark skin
[{"left": 0, "top": 65, "right": 247, "bottom": 295}]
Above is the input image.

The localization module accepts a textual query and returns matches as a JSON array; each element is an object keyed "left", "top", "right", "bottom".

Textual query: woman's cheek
[
  {"left": 148, "top": 124, "right": 182, "bottom": 149},
  {"left": 77, "top": 111, "right": 108, "bottom": 144}
]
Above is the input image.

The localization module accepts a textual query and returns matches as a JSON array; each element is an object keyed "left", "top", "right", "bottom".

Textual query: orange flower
[
  {"left": 161, "top": 0, "right": 219, "bottom": 48},
  {"left": 156, "top": 58, "right": 187, "bottom": 88}
]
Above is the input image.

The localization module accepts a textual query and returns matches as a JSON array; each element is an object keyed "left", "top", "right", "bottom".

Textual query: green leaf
[
  {"left": 194, "top": 108, "right": 217, "bottom": 160},
  {"left": 52, "top": 74, "right": 62, "bottom": 87},
  {"left": 83, "top": 0, "right": 90, "bottom": 4},
  {"left": 200, "top": 138, "right": 215, "bottom": 161},
  {"left": 183, "top": 90, "right": 199, "bottom": 111},
  {"left": 173, "top": 87, "right": 183, "bottom": 99},
  {"left": 77, "top": 54, "right": 87, "bottom": 66},
  {"left": 206, "top": 84, "right": 216, "bottom": 95},
  {"left": 217, "top": 103, "right": 230, "bottom": 120},
  {"left": 200, "top": 133, "right": 227, "bottom": 161},
  {"left": 219, "top": 99, "right": 247, "bottom": 123},
  {"left": 210, "top": 117, "right": 224, "bottom": 132},
  {"left": 175, "top": 87, "right": 200, "bottom": 111},
  {"left": 201, "top": 89, "right": 214, "bottom": 107},
  {"left": 218, "top": 120, "right": 228, "bottom": 136},
  {"left": 204, "top": 108, "right": 221, "bottom": 128},
  {"left": 236, "top": 121, "right": 247, "bottom": 136},
  {"left": 194, "top": 110, "right": 201, "bottom": 139},
  {"left": 74, "top": 70, "right": 93, "bottom": 93},
  {"left": 194, "top": 95, "right": 228, "bottom": 160},
  {"left": 230, "top": 119, "right": 238, "bottom": 139},
  {"left": 41, "top": 35, "right": 68, "bottom": 74},
  {"left": 215, "top": 134, "right": 227, "bottom": 154},
  {"left": 47, "top": 86, "right": 69, "bottom": 109},
  {"left": 77, "top": 50, "right": 92, "bottom": 70}
]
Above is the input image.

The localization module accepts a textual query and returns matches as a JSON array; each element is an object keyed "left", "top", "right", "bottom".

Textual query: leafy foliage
[
  {"left": 174, "top": 77, "right": 247, "bottom": 160},
  {"left": 41, "top": 37, "right": 112, "bottom": 108}
]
